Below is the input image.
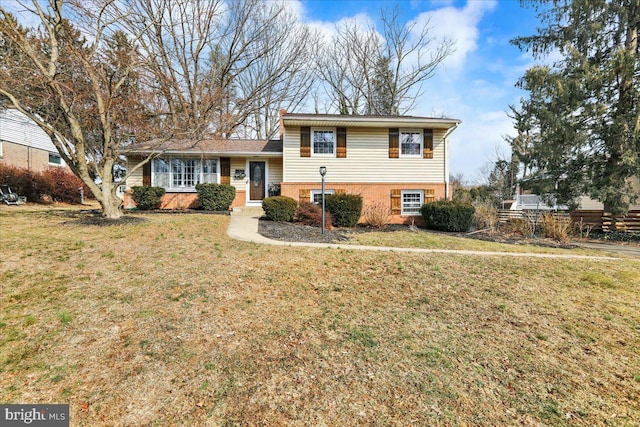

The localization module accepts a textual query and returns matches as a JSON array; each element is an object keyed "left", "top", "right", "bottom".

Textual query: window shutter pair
[
  {"left": 301, "top": 127, "right": 347, "bottom": 157},
  {"left": 220, "top": 157, "right": 231, "bottom": 185},
  {"left": 423, "top": 129, "right": 434, "bottom": 159},
  {"left": 389, "top": 129, "right": 433, "bottom": 158}
]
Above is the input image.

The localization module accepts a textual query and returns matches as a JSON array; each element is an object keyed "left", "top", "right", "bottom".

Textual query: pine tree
[{"left": 512, "top": 0, "right": 640, "bottom": 214}]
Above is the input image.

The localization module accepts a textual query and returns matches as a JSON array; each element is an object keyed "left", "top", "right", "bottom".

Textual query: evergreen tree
[{"left": 512, "top": 0, "right": 640, "bottom": 214}]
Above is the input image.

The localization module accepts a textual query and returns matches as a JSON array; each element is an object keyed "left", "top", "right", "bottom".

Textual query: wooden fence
[
  {"left": 570, "top": 210, "right": 640, "bottom": 233},
  {"left": 498, "top": 209, "right": 640, "bottom": 233}
]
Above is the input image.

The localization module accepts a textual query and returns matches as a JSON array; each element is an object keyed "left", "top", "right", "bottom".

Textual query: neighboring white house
[{"left": 0, "top": 109, "right": 66, "bottom": 172}]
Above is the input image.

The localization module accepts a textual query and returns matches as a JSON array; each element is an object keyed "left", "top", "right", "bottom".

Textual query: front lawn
[
  {"left": 346, "top": 227, "right": 621, "bottom": 256},
  {"left": 1, "top": 206, "right": 638, "bottom": 426}
]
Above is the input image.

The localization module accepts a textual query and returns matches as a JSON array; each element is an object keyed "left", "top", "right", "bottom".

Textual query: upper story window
[
  {"left": 153, "top": 157, "right": 218, "bottom": 190},
  {"left": 400, "top": 130, "right": 422, "bottom": 157},
  {"left": 312, "top": 128, "right": 336, "bottom": 156},
  {"left": 48, "top": 152, "right": 62, "bottom": 165}
]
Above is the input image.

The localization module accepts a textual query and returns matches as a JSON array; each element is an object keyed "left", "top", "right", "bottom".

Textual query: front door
[{"left": 249, "top": 161, "right": 266, "bottom": 201}]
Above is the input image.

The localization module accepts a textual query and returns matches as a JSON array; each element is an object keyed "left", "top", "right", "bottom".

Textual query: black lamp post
[{"left": 319, "top": 166, "right": 327, "bottom": 234}]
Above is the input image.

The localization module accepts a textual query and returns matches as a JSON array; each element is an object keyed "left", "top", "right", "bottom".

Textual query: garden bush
[
  {"left": 40, "top": 167, "right": 90, "bottom": 204},
  {"left": 0, "top": 163, "right": 91, "bottom": 204},
  {"left": 262, "top": 196, "right": 297, "bottom": 221},
  {"left": 363, "top": 201, "right": 389, "bottom": 229},
  {"left": 296, "top": 201, "right": 333, "bottom": 228},
  {"left": 540, "top": 213, "right": 572, "bottom": 242},
  {"left": 195, "top": 183, "right": 236, "bottom": 211},
  {"left": 420, "top": 200, "right": 475, "bottom": 232},
  {"left": 324, "top": 193, "right": 363, "bottom": 227},
  {"left": 132, "top": 186, "right": 166, "bottom": 210},
  {"left": 472, "top": 199, "right": 499, "bottom": 232}
]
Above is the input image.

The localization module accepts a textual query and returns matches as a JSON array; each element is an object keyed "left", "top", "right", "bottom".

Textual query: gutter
[{"left": 442, "top": 121, "right": 460, "bottom": 200}]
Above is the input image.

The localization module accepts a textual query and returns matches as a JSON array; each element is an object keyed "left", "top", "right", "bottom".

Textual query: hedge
[
  {"left": 324, "top": 193, "right": 363, "bottom": 227},
  {"left": 420, "top": 200, "right": 475, "bottom": 232},
  {"left": 0, "top": 163, "right": 91, "bottom": 204},
  {"left": 262, "top": 196, "right": 297, "bottom": 221},
  {"left": 296, "top": 201, "right": 333, "bottom": 228},
  {"left": 195, "top": 183, "right": 236, "bottom": 211},
  {"left": 131, "top": 186, "right": 166, "bottom": 210}
]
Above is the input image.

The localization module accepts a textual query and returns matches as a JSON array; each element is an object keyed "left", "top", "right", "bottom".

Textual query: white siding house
[{"left": 0, "top": 109, "right": 66, "bottom": 171}]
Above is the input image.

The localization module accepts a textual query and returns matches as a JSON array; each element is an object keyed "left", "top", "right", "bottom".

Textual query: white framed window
[
  {"left": 400, "top": 130, "right": 422, "bottom": 157},
  {"left": 401, "top": 190, "right": 423, "bottom": 215},
  {"left": 48, "top": 152, "right": 62, "bottom": 165},
  {"left": 311, "top": 189, "right": 334, "bottom": 205},
  {"left": 311, "top": 128, "right": 336, "bottom": 156},
  {"left": 152, "top": 157, "right": 218, "bottom": 190}
]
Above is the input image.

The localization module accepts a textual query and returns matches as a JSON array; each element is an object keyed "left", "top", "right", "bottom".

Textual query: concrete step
[{"left": 231, "top": 206, "right": 265, "bottom": 217}]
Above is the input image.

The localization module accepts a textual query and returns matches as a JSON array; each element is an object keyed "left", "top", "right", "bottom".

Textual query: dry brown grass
[{"left": 1, "top": 204, "right": 639, "bottom": 426}]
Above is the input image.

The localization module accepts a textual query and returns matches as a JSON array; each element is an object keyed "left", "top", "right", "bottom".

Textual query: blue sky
[
  {"left": 4, "top": 0, "right": 544, "bottom": 182},
  {"left": 298, "top": 0, "right": 543, "bottom": 182}
]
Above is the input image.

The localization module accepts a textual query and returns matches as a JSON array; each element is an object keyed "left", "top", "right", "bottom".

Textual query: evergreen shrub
[
  {"left": 195, "top": 183, "right": 236, "bottom": 211},
  {"left": 132, "top": 186, "right": 166, "bottom": 210},
  {"left": 420, "top": 200, "right": 475, "bottom": 232},
  {"left": 262, "top": 196, "right": 297, "bottom": 221},
  {"left": 325, "top": 193, "right": 362, "bottom": 227}
]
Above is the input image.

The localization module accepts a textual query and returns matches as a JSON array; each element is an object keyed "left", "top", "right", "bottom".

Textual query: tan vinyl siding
[
  {"left": 269, "top": 157, "right": 283, "bottom": 185},
  {"left": 126, "top": 156, "right": 144, "bottom": 189},
  {"left": 283, "top": 126, "right": 446, "bottom": 183},
  {"left": 230, "top": 158, "right": 247, "bottom": 191}
]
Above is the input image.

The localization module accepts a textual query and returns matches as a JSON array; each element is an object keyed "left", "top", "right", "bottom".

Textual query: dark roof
[
  {"left": 282, "top": 113, "right": 459, "bottom": 121},
  {"left": 125, "top": 138, "right": 282, "bottom": 155}
]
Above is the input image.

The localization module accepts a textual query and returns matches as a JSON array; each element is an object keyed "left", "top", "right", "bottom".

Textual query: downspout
[{"left": 442, "top": 122, "right": 460, "bottom": 200}]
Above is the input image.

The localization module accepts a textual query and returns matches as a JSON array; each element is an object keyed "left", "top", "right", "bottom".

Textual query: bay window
[{"left": 152, "top": 157, "right": 218, "bottom": 190}]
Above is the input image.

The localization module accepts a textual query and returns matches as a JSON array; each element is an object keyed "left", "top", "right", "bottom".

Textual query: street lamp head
[{"left": 319, "top": 166, "right": 327, "bottom": 177}]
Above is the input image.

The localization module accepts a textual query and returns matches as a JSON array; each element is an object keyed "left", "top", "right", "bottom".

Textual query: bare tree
[
  {"left": 125, "top": 0, "right": 316, "bottom": 140},
  {"left": 317, "top": 6, "right": 454, "bottom": 116},
  {"left": 0, "top": 0, "right": 158, "bottom": 219}
]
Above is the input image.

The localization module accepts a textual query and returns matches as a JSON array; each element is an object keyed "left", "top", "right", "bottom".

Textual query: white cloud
[
  {"left": 448, "top": 110, "right": 515, "bottom": 182},
  {"left": 411, "top": 0, "right": 497, "bottom": 72}
]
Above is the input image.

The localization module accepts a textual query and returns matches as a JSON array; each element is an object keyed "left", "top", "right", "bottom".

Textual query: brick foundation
[
  {"left": 281, "top": 182, "right": 446, "bottom": 225},
  {"left": 124, "top": 190, "right": 247, "bottom": 210}
]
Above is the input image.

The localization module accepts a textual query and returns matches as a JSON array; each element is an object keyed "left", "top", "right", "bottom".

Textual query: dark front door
[{"left": 249, "top": 161, "right": 266, "bottom": 201}]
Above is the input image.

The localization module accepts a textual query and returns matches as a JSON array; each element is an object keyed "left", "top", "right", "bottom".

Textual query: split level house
[{"left": 124, "top": 113, "right": 461, "bottom": 224}]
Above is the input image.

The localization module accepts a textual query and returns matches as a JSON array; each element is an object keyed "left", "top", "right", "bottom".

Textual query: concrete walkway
[{"left": 227, "top": 209, "right": 627, "bottom": 261}]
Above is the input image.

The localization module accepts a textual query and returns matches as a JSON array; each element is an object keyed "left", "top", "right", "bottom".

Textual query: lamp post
[{"left": 319, "top": 166, "right": 327, "bottom": 234}]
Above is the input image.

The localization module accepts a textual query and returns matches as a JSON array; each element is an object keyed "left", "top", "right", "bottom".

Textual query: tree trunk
[{"left": 99, "top": 183, "right": 123, "bottom": 220}]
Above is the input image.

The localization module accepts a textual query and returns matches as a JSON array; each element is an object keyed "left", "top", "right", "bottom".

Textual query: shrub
[
  {"left": 262, "top": 196, "right": 297, "bottom": 221},
  {"left": 502, "top": 217, "right": 535, "bottom": 237},
  {"left": 195, "top": 183, "right": 236, "bottom": 211},
  {"left": 472, "top": 199, "right": 499, "bottom": 232},
  {"left": 324, "top": 193, "right": 363, "bottom": 227},
  {"left": 132, "top": 186, "right": 166, "bottom": 210},
  {"left": 363, "top": 201, "right": 389, "bottom": 229},
  {"left": 0, "top": 163, "right": 91, "bottom": 204},
  {"left": 296, "top": 201, "right": 333, "bottom": 228},
  {"left": 541, "top": 213, "right": 572, "bottom": 242},
  {"left": 39, "top": 167, "right": 91, "bottom": 204},
  {"left": 420, "top": 200, "right": 474, "bottom": 232},
  {"left": 0, "top": 164, "right": 38, "bottom": 202}
]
